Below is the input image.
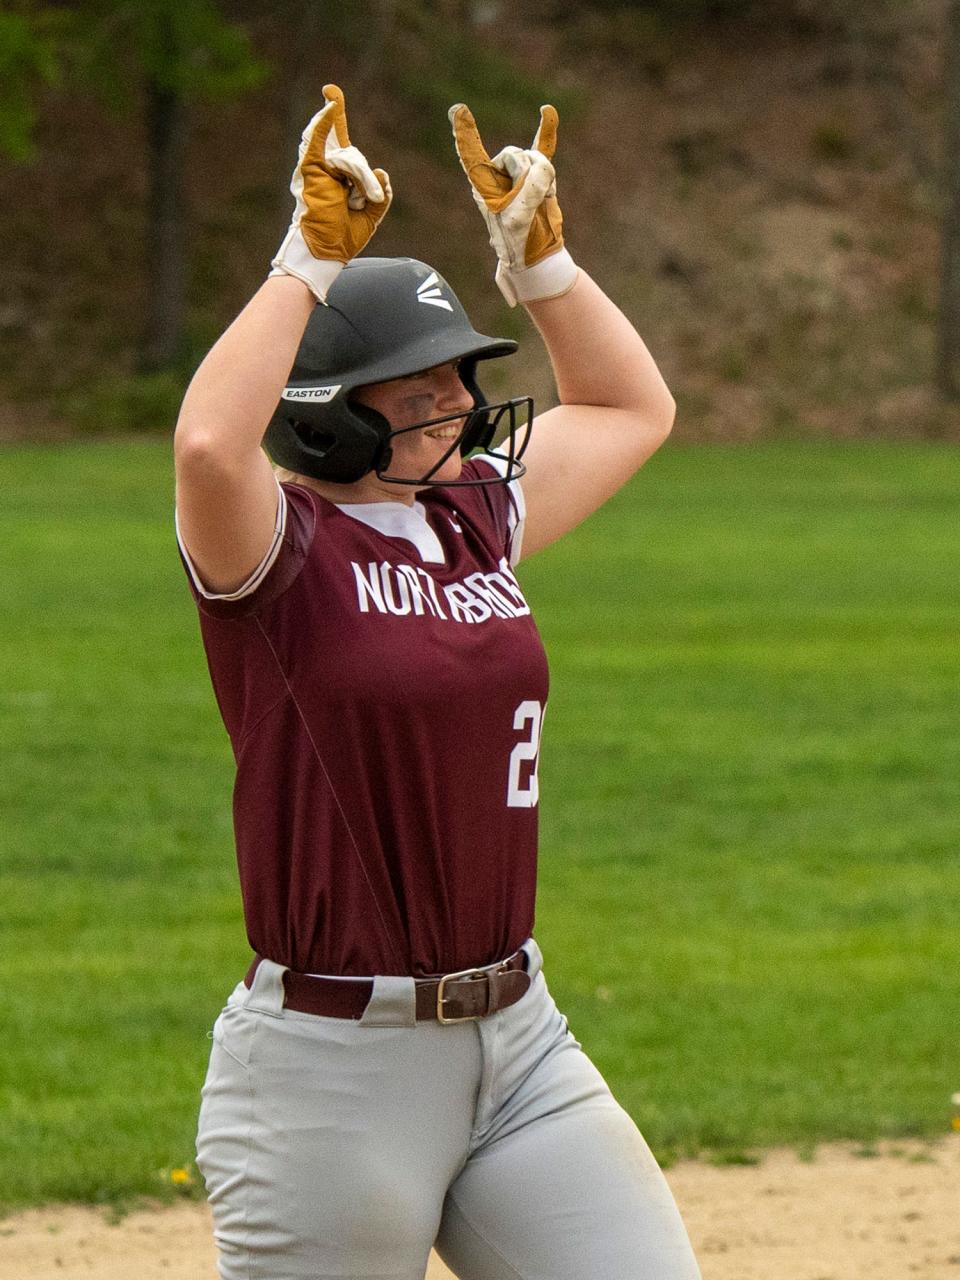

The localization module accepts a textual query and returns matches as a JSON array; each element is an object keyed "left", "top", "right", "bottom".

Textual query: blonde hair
[{"left": 273, "top": 465, "right": 306, "bottom": 486}]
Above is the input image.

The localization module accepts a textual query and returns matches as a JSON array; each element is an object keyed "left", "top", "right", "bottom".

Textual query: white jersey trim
[
  {"left": 473, "top": 454, "right": 525, "bottom": 566},
  {"left": 335, "top": 499, "right": 446, "bottom": 564},
  {"left": 176, "top": 480, "right": 287, "bottom": 601}
]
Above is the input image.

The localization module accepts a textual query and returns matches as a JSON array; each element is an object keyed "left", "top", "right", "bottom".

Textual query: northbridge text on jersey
[{"left": 351, "top": 557, "right": 531, "bottom": 623}]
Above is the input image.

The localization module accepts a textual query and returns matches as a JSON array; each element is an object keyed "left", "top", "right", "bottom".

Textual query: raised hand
[
  {"left": 448, "top": 102, "right": 576, "bottom": 306},
  {"left": 271, "top": 84, "right": 392, "bottom": 300}
]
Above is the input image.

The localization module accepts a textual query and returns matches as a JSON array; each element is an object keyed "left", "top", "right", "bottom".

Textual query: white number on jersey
[{"left": 507, "top": 700, "right": 545, "bottom": 809}]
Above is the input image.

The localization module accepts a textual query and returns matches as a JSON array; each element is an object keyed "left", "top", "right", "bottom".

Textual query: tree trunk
[
  {"left": 282, "top": 0, "right": 326, "bottom": 204},
  {"left": 937, "top": 0, "right": 960, "bottom": 398},
  {"left": 142, "top": 66, "right": 188, "bottom": 370}
]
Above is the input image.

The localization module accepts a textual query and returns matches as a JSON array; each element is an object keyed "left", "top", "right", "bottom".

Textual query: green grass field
[{"left": 0, "top": 441, "right": 957, "bottom": 1208}]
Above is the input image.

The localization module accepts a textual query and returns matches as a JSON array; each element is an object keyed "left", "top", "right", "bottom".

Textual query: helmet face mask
[
  {"left": 375, "top": 396, "right": 533, "bottom": 488},
  {"left": 263, "top": 257, "right": 532, "bottom": 489}
]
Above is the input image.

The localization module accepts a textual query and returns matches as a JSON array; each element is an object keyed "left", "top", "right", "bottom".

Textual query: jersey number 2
[{"left": 507, "top": 700, "right": 545, "bottom": 809}]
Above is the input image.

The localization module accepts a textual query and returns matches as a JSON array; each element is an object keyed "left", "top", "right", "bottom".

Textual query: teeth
[{"left": 425, "top": 426, "right": 460, "bottom": 439}]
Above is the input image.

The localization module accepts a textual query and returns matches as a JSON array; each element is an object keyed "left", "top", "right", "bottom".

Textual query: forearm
[
  {"left": 525, "top": 270, "right": 675, "bottom": 431},
  {"left": 175, "top": 275, "right": 316, "bottom": 465}
]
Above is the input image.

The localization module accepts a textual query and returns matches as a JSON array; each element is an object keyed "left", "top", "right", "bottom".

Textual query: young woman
[{"left": 175, "top": 83, "right": 700, "bottom": 1280}]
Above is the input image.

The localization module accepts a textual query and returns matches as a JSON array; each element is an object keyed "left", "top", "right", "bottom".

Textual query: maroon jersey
[{"left": 178, "top": 459, "right": 549, "bottom": 977}]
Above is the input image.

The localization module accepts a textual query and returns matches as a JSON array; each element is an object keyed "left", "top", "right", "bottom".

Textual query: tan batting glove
[
  {"left": 270, "top": 84, "right": 392, "bottom": 301},
  {"left": 449, "top": 102, "right": 577, "bottom": 307}
]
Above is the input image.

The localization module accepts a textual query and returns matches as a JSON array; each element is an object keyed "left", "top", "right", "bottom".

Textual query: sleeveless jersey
[{"left": 179, "top": 459, "right": 549, "bottom": 977}]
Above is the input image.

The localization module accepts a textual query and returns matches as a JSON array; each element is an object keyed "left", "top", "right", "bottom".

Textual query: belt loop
[
  {"left": 358, "top": 975, "right": 417, "bottom": 1027},
  {"left": 520, "top": 937, "right": 542, "bottom": 980},
  {"left": 243, "top": 957, "right": 288, "bottom": 1017}
]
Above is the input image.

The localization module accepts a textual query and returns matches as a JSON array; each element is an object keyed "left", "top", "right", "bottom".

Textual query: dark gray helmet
[{"left": 263, "top": 256, "right": 531, "bottom": 486}]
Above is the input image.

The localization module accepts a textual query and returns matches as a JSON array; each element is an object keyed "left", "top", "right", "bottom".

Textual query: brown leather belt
[{"left": 243, "top": 949, "right": 530, "bottom": 1023}]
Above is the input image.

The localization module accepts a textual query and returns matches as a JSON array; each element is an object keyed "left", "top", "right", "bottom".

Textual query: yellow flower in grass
[{"left": 170, "top": 1166, "right": 194, "bottom": 1186}]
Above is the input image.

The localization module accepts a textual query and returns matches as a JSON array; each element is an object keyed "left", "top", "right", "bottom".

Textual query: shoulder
[{"left": 180, "top": 480, "right": 321, "bottom": 619}]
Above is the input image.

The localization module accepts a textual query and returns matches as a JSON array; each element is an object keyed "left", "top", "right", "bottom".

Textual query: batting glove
[
  {"left": 448, "top": 102, "right": 577, "bottom": 307},
  {"left": 270, "top": 84, "right": 392, "bottom": 301}
]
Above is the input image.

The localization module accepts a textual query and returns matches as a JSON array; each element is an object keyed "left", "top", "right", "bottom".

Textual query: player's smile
[{"left": 349, "top": 358, "right": 474, "bottom": 495}]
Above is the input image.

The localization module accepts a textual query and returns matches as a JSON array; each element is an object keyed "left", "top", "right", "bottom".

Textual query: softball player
[{"left": 175, "top": 84, "right": 701, "bottom": 1280}]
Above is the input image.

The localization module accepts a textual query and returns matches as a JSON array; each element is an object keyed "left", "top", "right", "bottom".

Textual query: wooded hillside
[{"left": 1, "top": 0, "right": 957, "bottom": 441}]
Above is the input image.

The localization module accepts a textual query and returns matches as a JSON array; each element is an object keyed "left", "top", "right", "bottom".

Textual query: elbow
[
  {"left": 659, "top": 389, "right": 677, "bottom": 440},
  {"left": 641, "top": 387, "right": 676, "bottom": 452},
  {"left": 175, "top": 410, "right": 270, "bottom": 491},
  {"left": 624, "top": 390, "right": 674, "bottom": 473},
  {"left": 622, "top": 374, "right": 675, "bottom": 447},
  {"left": 173, "top": 418, "right": 240, "bottom": 484},
  {"left": 174, "top": 419, "right": 215, "bottom": 471}
]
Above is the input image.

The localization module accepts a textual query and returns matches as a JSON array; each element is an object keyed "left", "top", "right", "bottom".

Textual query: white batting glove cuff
[
  {"left": 495, "top": 247, "right": 579, "bottom": 307},
  {"left": 269, "top": 85, "right": 391, "bottom": 302},
  {"left": 269, "top": 227, "right": 344, "bottom": 301}
]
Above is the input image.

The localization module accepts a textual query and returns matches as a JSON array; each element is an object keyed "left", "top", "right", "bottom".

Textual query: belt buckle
[{"left": 436, "top": 967, "right": 491, "bottom": 1024}]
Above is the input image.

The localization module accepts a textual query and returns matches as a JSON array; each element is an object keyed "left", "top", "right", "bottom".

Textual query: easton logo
[
  {"left": 416, "top": 272, "right": 453, "bottom": 312},
  {"left": 281, "top": 384, "right": 342, "bottom": 403}
]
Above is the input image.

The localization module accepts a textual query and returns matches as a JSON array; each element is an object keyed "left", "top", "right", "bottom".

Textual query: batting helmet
[{"left": 262, "top": 256, "right": 532, "bottom": 486}]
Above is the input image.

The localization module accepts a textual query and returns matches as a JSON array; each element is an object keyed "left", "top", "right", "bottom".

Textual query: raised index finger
[
  {"left": 448, "top": 103, "right": 492, "bottom": 170},
  {"left": 532, "top": 104, "right": 558, "bottom": 159},
  {"left": 322, "top": 83, "right": 351, "bottom": 149}
]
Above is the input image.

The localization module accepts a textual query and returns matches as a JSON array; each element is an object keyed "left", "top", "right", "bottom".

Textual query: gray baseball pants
[{"left": 195, "top": 940, "right": 702, "bottom": 1280}]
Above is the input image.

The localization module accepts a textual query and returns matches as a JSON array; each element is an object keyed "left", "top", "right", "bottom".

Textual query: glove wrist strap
[
  {"left": 495, "top": 248, "right": 578, "bottom": 308},
  {"left": 270, "top": 226, "right": 344, "bottom": 301}
]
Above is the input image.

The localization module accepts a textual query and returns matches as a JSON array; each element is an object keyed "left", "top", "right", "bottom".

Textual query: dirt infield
[{"left": 2, "top": 1141, "right": 957, "bottom": 1280}]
